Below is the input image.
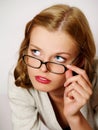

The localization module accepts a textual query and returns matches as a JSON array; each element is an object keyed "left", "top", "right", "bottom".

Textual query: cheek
[{"left": 52, "top": 74, "right": 66, "bottom": 87}]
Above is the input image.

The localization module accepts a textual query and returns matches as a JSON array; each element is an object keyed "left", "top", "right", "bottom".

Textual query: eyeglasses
[{"left": 22, "top": 55, "right": 79, "bottom": 74}]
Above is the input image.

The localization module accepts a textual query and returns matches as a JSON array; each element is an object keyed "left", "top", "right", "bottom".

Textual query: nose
[{"left": 40, "top": 63, "right": 48, "bottom": 73}]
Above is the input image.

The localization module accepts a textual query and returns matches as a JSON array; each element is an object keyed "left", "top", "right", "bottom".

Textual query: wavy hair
[{"left": 14, "top": 4, "right": 96, "bottom": 88}]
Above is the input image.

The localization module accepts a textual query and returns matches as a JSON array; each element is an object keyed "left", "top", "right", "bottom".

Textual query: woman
[{"left": 8, "top": 4, "right": 98, "bottom": 130}]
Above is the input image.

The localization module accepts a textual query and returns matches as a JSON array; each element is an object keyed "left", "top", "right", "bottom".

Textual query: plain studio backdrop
[{"left": 0, "top": 0, "right": 98, "bottom": 130}]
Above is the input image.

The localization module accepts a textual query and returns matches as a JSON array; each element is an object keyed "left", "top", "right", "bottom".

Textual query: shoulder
[
  {"left": 8, "top": 66, "right": 46, "bottom": 106},
  {"left": 8, "top": 66, "right": 36, "bottom": 106}
]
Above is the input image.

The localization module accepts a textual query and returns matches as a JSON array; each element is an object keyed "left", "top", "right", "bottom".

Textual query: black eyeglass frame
[{"left": 22, "top": 54, "right": 79, "bottom": 74}]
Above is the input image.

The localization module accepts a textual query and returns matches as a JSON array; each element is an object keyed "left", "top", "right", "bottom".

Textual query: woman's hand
[{"left": 63, "top": 64, "right": 92, "bottom": 120}]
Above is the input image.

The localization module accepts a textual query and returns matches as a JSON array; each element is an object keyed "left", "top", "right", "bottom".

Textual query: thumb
[{"left": 64, "top": 69, "right": 73, "bottom": 87}]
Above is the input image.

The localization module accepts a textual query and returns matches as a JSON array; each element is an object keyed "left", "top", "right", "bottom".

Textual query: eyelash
[
  {"left": 55, "top": 56, "right": 66, "bottom": 63},
  {"left": 30, "top": 49, "right": 40, "bottom": 56}
]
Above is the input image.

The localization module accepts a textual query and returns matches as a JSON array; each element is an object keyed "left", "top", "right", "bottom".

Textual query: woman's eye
[
  {"left": 31, "top": 49, "right": 40, "bottom": 56},
  {"left": 55, "top": 56, "right": 65, "bottom": 62}
]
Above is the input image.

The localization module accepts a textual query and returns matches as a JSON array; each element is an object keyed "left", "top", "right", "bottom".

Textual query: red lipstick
[{"left": 35, "top": 76, "right": 51, "bottom": 84}]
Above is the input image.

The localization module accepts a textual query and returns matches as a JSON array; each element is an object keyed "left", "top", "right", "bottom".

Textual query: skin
[{"left": 27, "top": 26, "right": 93, "bottom": 130}]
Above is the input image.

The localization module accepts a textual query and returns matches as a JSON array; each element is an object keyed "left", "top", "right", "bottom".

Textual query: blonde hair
[{"left": 14, "top": 4, "right": 96, "bottom": 88}]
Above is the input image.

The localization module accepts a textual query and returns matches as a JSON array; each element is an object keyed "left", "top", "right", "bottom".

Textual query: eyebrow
[
  {"left": 29, "top": 43, "right": 41, "bottom": 50},
  {"left": 29, "top": 43, "right": 71, "bottom": 56}
]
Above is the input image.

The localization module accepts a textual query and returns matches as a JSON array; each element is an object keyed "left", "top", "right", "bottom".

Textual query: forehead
[{"left": 30, "top": 26, "right": 78, "bottom": 55}]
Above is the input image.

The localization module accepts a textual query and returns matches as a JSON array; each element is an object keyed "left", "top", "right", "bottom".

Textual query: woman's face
[{"left": 27, "top": 26, "right": 78, "bottom": 94}]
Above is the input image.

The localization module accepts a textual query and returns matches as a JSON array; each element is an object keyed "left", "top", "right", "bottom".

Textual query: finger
[
  {"left": 69, "top": 90, "right": 89, "bottom": 107},
  {"left": 64, "top": 69, "right": 73, "bottom": 87},
  {"left": 65, "top": 69, "right": 73, "bottom": 80},
  {"left": 66, "top": 64, "right": 91, "bottom": 86},
  {"left": 64, "top": 74, "right": 92, "bottom": 95},
  {"left": 65, "top": 82, "right": 92, "bottom": 99}
]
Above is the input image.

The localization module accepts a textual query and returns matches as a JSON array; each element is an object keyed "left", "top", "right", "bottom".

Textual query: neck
[{"left": 48, "top": 87, "right": 64, "bottom": 103}]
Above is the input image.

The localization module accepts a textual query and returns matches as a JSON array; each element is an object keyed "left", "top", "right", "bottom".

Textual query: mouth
[{"left": 35, "top": 76, "right": 51, "bottom": 84}]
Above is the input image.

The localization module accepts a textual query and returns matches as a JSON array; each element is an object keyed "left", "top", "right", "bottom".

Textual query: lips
[{"left": 35, "top": 76, "right": 51, "bottom": 84}]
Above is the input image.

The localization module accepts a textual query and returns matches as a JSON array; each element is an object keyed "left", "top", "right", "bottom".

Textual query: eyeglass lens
[{"left": 23, "top": 55, "right": 66, "bottom": 74}]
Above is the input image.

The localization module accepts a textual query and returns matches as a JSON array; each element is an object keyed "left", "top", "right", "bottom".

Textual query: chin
[{"left": 32, "top": 82, "right": 51, "bottom": 92}]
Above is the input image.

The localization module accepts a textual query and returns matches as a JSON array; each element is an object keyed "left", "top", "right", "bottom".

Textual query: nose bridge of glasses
[
  {"left": 39, "top": 60, "right": 49, "bottom": 71},
  {"left": 40, "top": 60, "right": 48, "bottom": 66}
]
